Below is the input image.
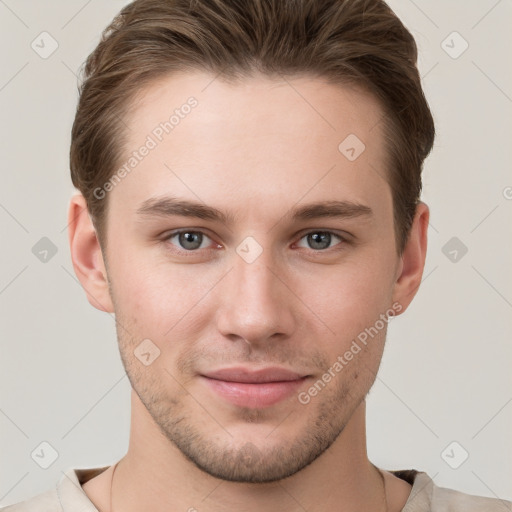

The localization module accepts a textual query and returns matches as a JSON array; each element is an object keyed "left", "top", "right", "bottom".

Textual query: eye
[
  {"left": 295, "top": 231, "right": 346, "bottom": 251},
  {"left": 162, "top": 229, "right": 348, "bottom": 255},
  {"left": 164, "top": 230, "right": 215, "bottom": 252}
]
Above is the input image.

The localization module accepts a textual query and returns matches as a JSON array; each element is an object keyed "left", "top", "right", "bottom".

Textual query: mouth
[{"left": 199, "top": 366, "right": 311, "bottom": 408}]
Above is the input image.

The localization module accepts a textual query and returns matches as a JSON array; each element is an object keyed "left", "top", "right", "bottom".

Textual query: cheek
[
  {"left": 300, "top": 256, "right": 395, "bottom": 341},
  {"left": 110, "top": 256, "right": 216, "bottom": 342}
]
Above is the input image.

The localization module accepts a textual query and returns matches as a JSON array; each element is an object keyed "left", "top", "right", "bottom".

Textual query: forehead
[
  {"left": 125, "top": 71, "right": 384, "bottom": 147},
  {"left": 111, "top": 70, "right": 390, "bottom": 225}
]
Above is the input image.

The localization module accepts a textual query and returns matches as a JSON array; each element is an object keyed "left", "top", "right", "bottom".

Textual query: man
[{"left": 2, "top": 0, "right": 510, "bottom": 511}]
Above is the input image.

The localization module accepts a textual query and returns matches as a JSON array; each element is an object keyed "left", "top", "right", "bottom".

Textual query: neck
[{"left": 110, "top": 391, "right": 385, "bottom": 512}]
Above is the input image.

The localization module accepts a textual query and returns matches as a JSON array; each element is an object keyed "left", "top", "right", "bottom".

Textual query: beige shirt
[{"left": 1, "top": 466, "right": 510, "bottom": 511}]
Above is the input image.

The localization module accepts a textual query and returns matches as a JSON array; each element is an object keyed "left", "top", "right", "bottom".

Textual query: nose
[{"left": 215, "top": 243, "right": 296, "bottom": 347}]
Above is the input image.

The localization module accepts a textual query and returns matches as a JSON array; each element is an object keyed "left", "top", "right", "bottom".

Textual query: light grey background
[{"left": 1, "top": 0, "right": 511, "bottom": 507}]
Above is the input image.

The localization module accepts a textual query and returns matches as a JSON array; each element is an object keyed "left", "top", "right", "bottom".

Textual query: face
[{"left": 100, "top": 71, "right": 404, "bottom": 483}]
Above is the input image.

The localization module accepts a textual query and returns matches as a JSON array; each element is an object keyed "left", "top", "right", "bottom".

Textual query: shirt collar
[
  {"left": 57, "top": 465, "right": 432, "bottom": 511},
  {"left": 57, "top": 465, "right": 110, "bottom": 512}
]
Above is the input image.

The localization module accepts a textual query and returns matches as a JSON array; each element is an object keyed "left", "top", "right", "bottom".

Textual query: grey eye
[
  {"left": 168, "top": 231, "right": 210, "bottom": 251},
  {"left": 297, "top": 231, "right": 343, "bottom": 251}
]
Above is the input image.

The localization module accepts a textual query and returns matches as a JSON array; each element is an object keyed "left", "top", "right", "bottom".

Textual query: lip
[
  {"left": 200, "top": 366, "right": 310, "bottom": 408},
  {"left": 202, "top": 366, "right": 306, "bottom": 383}
]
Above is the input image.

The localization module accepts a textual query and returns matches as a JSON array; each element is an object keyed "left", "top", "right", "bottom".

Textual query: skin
[{"left": 69, "top": 71, "right": 429, "bottom": 512}]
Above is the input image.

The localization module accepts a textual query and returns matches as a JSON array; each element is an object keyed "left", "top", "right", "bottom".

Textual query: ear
[
  {"left": 67, "top": 193, "right": 114, "bottom": 313},
  {"left": 391, "top": 201, "right": 429, "bottom": 314}
]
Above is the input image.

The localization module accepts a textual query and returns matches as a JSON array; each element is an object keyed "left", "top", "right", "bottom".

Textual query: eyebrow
[{"left": 135, "top": 196, "right": 373, "bottom": 225}]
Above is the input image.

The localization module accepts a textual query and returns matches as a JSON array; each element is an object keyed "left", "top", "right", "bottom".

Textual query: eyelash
[{"left": 162, "top": 229, "right": 349, "bottom": 256}]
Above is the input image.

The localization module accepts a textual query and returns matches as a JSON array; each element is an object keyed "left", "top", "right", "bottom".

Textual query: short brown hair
[{"left": 70, "top": 0, "right": 435, "bottom": 255}]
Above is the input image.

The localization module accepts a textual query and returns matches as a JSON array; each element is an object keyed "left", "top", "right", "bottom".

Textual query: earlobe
[
  {"left": 391, "top": 201, "right": 429, "bottom": 314},
  {"left": 67, "top": 193, "right": 114, "bottom": 313}
]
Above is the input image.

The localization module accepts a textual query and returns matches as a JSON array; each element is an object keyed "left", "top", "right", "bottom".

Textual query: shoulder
[
  {"left": 393, "top": 469, "right": 512, "bottom": 512},
  {"left": 0, "top": 487, "right": 61, "bottom": 511},
  {"left": 429, "top": 478, "right": 511, "bottom": 512},
  {"left": 0, "top": 465, "right": 109, "bottom": 512}
]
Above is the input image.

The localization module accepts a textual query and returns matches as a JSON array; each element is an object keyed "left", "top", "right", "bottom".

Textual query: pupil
[
  {"left": 181, "top": 232, "right": 200, "bottom": 249},
  {"left": 310, "top": 232, "right": 330, "bottom": 250}
]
